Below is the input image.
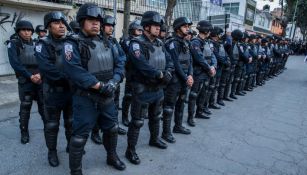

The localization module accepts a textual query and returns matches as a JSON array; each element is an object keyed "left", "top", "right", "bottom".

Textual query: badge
[
  {"left": 132, "top": 43, "right": 140, "bottom": 51},
  {"left": 7, "top": 42, "right": 11, "bottom": 48},
  {"left": 35, "top": 44, "right": 42, "bottom": 53},
  {"left": 169, "top": 42, "right": 175, "bottom": 50},
  {"left": 134, "top": 50, "right": 141, "bottom": 58},
  {"left": 64, "top": 44, "right": 73, "bottom": 61}
]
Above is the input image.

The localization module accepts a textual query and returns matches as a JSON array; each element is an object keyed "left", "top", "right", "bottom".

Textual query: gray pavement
[{"left": 1, "top": 56, "right": 307, "bottom": 175}]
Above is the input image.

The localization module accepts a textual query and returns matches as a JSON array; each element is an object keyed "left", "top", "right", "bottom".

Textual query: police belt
[
  {"left": 74, "top": 88, "right": 112, "bottom": 103},
  {"left": 46, "top": 83, "right": 70, "bottom": 93}
]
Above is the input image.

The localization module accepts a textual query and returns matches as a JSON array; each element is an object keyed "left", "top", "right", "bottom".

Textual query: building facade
[{"left": 253, "top": 8, "right": 272, "bottom": 36}]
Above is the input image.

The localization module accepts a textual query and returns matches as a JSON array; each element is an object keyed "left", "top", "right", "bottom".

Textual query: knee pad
[
  {"left": 70, "top": 135, "right": 87, "bottom": 148},
  {"left": 45, "top": 121, "right": 59, "bottom": 132},
  {"left": 131, "top": 119, "right": 144, "bottom": 128},
  {"left": 189, "top": 91, "right": 198, "bottom": 100},
  {"left": 163, "top": 106, "right": 173, "bottom": 116},
  {"left": 107, "top": 124, "right": 118, "bottom": 134}
]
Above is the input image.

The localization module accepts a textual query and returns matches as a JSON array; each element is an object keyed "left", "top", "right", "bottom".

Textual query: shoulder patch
[
  {"left": 132, "top": 43, "right": 140, "bottom": 51},
  {"left": 35, "top": 44, "right": 42, "bottom": 53},
  {"left": 7, "top": 42, "right": 11, "bottom": 48},
  {"left": 64, "top": 43, "right": 73, "bottom": 61},
  {"left": 240, "top": 46, "right": 244, "bottom": 52},
  {"left": 169, "top": 42, "right": 175, "bottom": 50}
]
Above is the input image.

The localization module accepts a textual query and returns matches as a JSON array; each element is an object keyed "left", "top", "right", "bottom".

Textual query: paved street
[{"left": 1, "top": 55, "right": 307, "bottom": 175}]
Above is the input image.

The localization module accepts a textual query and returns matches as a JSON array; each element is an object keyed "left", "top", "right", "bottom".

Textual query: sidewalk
[{"left": 0, "top": 75, "right": 18, "bottom": 106}]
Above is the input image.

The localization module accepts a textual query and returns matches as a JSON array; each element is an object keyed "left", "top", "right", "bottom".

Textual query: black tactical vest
[
  {"left": 86, "top": 39, "right": 114, "bottom": 82},
  {"left": 19, "top": 43, "right": 37, "bottom": 66},
  {"left": 233, "top": 43, "right": 239, "bottom": 60},
  {"left": 218, "top": 43, "right": 226, "bottom": 57}
]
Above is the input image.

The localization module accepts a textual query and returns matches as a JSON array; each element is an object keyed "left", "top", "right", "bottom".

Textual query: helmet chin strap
[{"left": 145, "top": 26, "right": 157, "bottom": 39}]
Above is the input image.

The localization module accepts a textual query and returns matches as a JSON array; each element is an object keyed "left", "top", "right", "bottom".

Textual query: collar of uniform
[{"left": 142, "top": 34, "right": 160, "bottom": 45}]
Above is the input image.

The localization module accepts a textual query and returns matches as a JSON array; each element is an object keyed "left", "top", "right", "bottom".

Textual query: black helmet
[
  {"left": 160, "top": 24, "right": 167, "bottom": 32},
  {"left": 44, "top": 11, "right": 68, "bottom": 28},
  {"left": 102, "top": 15, "right": 116, "bottom": 26},
  {"left": 141, "top": 11, "right": 164, "bottom": 27},
  {"left": 35, "top": 25, "right": 47, "bottom": 33},
  {"left": 242, "top": 32, "right": 250, "bottom": 40},
  {"left": 173, "top": 17, "right": 192, "bottom": 31},
  {"left": 129, "top": 19, "right": 143, "bottom": 31},
  {"left": 249, "top": 34, "right": 257, "bottom": 40},
  {"left": 196, "top": 20, "right": 212, "bottom": 33},
  {"left": 261, "top": 38, "right": 269, "bottom": 44},
  {"left": 15, "top": 20, "right": 34, "bottom": 33},
  {"left": 210, "top": 26, "right": 223, "bottom": 37},
  {"left": 76, "top": 3, "right": 104, "bottom": 23},
  {"left": 231, "top": 29, "right": 243, "bottom": 41},
  {"left": 266, "top": 35, "right": 274, "bottom": 41},
  {"left": 69, "top": 21, "right": 80, "bottom": 33}
]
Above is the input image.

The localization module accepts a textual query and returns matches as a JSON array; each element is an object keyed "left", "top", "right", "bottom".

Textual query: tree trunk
[
  {"left": 123, "top": 0, "right": 131, "bottom": 38},
  {"left": 164, "top": 0, "right": 177, "bottom": 33}
]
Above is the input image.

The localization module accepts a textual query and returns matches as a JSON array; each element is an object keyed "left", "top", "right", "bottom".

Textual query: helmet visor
[{"left": 86, "top": 7, "right": 104, "bottom": 19}]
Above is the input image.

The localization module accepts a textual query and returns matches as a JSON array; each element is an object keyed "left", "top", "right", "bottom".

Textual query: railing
[{"left": 73, "top": 0, "right": 167, "bottom": 16}]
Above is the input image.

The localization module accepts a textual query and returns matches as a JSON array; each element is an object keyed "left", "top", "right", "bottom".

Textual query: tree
[
  {"left": 164, "top": 0, "right": 177, "bottom": 33},
  {"left": 284, "top": 0, "right": 307, "bottom": 40}
]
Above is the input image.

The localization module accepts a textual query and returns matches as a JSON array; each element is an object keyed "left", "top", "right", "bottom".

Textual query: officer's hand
[
  {"left": 258, "top": 55, "right": 261, "bottom": 59},
  {"left": 30, "top": 74, "right": 41, "bottom": 84},
  {"left": 162, "top": 70, "right": 172, "bottom": 83},
  {"left": 99, "top": 80, "right": 117, "bottom": 97},
  {"left": 248, "top": 57, "right": 252, "bottom": 63},
  {"left": 209, "top": 66, "right": 216, "bottom": 77},
  {"left": 186, "top": 75, "right": 193, "bottom": 87}
]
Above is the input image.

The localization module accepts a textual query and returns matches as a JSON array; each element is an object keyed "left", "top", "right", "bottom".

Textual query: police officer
[
  {"left": 236, "top": 32, "right": 252, "bottom": 95},
  {"left": 223, "top": 31, "right": 234, "bottom": 101},
  {"left": 125, "top": 11, "right": 173, "bottom": 164},
  {"left": 101, "top": 14, "right": 127, "bottom": 135},
  {"left": 210, "top": 26, "right": 231, "bottom": 107},
  {"left": 35, "top": 25, "right": 47, "bottom": 39},
  {"left": 229, "top": 29, "right": 251, "bottom": 99},
  {"left": 63, "top": 3, "right": 126, "bottom": 174},
  {"left": 69, "top": 20, "right": 80, "bottom": 34},
  {"left": 187, "top": 20, "right": 215, "bottom": 127},
  {"left": 162, "top": 17, "right": 193, "bottom": 142},
  {"left": 159, "top": 24, "right": 167, "bottom": 41},
  {"left": 35, "top": 11, "right": 72, "bottom": 167},
  {"left": 120, "top": 19, "right": 143, "bottom": 127},
  {"left": 245, "top": 34, "right": 259, "bottom": 91},
  {"left": 7, "top": 20, "right": 44, "bottom": 144}
]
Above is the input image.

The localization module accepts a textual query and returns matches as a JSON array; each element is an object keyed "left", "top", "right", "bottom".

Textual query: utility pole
[
  {"left": 289, "top": 0, "right": 299, "bottom": 40},
  {"left": 123, "top": 0, "right": 131, "bottom": 38},
  {"left": 113, "top": 0, "right": 117, "bottom": 37}
]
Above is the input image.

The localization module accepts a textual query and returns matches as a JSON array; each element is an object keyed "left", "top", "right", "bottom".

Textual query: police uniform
[
  {"left": 63, "top": 4, "right": 126, "bottom": 174},
  {"left": 7, "top": 21, "right": 44, "bottom": 144}
]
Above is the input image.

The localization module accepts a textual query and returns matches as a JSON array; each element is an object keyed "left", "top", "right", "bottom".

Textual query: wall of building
[{"left": 0, "top": 5, "right": 49, "bottom": 75}]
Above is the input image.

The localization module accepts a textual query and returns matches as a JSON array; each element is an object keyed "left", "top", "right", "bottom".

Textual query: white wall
[{"left": 0, "top": 5, "right": 48, "bottom": 75}]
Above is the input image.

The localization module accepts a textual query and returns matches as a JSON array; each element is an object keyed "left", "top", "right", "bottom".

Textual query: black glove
[
  {"left": 99, "top": 80, "right": 117, "bottom": 97},
  {"left": 162, "top": 70, "right": 172, "bottom": 84}
]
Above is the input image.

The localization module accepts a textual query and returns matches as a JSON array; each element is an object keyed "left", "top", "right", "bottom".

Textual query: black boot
[
  {"left": 121, "top": 95, "right": 131, "bottom": 127},
  {"left": 48, "top": 150, "right": 59, "bottom": 167},
  {"left": 173, "top": 125, "right": 191, "bottom": 134},
  {"left": 208, "top": 90, "right": 221, "bottom": 109},
  {"left": 217, "top": 85, "right": 225, "bottom": 106},
  {"left": 118, "top": 126, "right": 127, "bottom": 135},
  {"left": 19, "top": 108, "right": 30, "bottom": 144},
  {"left": 126, "top": 124, "right": 141, "bottom": 165},
  {"left": 69, "top": 136, "right": 87, "bottom": 175},
  {"left": 162, "top": 108, "right": 176, "bottom": 143},
  {"left": 103, "top": 127, "right": 126, "bottom": 171},
  {"left": 230, "top": 81, "right": 238, "bottom": 99},
  {"left": 195, "top": 109, "right": 210, "bottom": 119},
  {"left": 208, "top": 103, "right": 221, "bottom": 109},
  {"left": 149, "top": 119, "right": 167, "bottom": 149},
  {"left": 44, "top": 119, "right": 60, "bottom": 167},
  {"left": 91, "top": 128, "right": 102, "bottom": 145}
]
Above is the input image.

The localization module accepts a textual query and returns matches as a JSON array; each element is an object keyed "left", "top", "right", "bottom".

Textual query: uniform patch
[
  {"left": 134, "top": 50, "right": 141, "bottom": 58},
  {"left": 35, "top": 45, "right": 42, "bottom": 53},
  {"left": 240, "top": 46, "right": 244, "bottom": 52},
  {"left": 209, "top": 43, "right": 214, "bottom": 48},
  {"left": 132, "top": 43, "right": 140, "bottom": 51},
  {"left": 65, "top": 44, "right": 73, "bottom": 61},
  {"left": 169, "top": 42, "right": 175, "bottom": 50},
  {"left": 7, "top": 42, "right": 11, "bottom": 48}
]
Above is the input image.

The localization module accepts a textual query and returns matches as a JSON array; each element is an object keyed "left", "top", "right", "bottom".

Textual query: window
[
  {"left": 223, "top": 2, "right": 239, "bottom": 15},
  {"left": 146, "top": 0, "right": 166, "bottom": 7}
]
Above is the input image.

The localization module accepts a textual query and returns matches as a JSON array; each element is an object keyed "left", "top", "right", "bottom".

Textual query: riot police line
[{"left": 6, "top": 3, "right": 292, "bottom": 175}]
